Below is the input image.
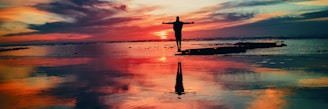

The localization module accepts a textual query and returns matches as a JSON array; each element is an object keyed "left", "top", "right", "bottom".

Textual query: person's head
[{"left": 176, "top": 16, "right": 180, "bottom": 21}]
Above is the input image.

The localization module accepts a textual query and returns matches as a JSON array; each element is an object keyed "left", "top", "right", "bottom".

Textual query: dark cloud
[
  {"left": 211, "top": 12, "right": 255, "bottom": 22},
  {"left": 300, "top": 9, "right": 328, "bottom": 19},
  {"left": 36, "top": 0, "right": 127, "bottom": 19},
  {"left": 196, "top": 0, "right": 310, "bottom": 23},
  {"left": 27, "top": 17, "right": 138, "bottom": 34},
  {"left": 221, "top": 0, "right": 310, "bottom": 9},
  {"left": 7, "top": 0, "right": 137, "bottom": 36},
  {"left": 185, "top": 9, "right": 328, "bottom": 38},
  {"left": 221, "top": 0, "right": 280, "bottom": 9},
  {"left": 212, "top": 10, "right": 328, "bottom": 37}
]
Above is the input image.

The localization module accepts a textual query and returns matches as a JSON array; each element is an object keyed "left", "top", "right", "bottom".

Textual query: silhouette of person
[
  {"left": 175, "top": 62, "right": 184, "bottom": 95},
  {"left": 163, "top": 16, "right": 194, "bottom": 52}
]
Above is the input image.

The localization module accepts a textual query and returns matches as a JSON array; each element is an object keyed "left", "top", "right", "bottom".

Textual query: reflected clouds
[
  {"left": 298, "top": 77, "right": 328, "bottom": 87},
  {"left": 0, "top": 45, "right": 92, "bottom": 109},
  {"left": 1, "top": 41, "right": 328, "bottom": 108},
  {"left": 246, "top": 88, "right": 289, "bottom": 109}
]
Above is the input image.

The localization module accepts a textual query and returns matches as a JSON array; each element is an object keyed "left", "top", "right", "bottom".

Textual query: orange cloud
[
  {"left": 0, "top": 0, "right": 54, "bottom": 7},
  {"left": 0, "top": 6, "right": 72, "bottom": 36},
  {"left": 0, "top": 22, "right": 37, "bottom": 36},
  {"left": 295, "top": 0, "right": 328, "bottom": 6},
  {"left": 250, "top": 12, "right": 287, "bottom": 22},
  {"left": 180, "top": 11, "right": 287, "bottom": 33},
  {"left": 0, "top": 6, "right": 67, "bottom": 24}
]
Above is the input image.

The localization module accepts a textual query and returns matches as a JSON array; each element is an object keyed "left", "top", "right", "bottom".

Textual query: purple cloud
[{"left": 6, "top": 0, "right": 138, "bottom": 37}]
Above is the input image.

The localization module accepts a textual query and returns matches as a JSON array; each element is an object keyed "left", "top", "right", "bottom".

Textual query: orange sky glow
[{"left": 0, "top": 0, "right": 327, "bottom": 44}]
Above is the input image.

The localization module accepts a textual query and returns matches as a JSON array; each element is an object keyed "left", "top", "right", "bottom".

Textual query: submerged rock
[{"left": 177, "top": 42, "right": 286, "bottom": 55}]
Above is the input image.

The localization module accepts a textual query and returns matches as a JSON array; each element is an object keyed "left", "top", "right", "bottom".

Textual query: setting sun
[{"left": 153, "top": 31, "right": 168, "bottom": 40}]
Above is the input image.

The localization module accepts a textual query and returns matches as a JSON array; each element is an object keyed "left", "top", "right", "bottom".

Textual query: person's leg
[
  {"left": 175, "top": 33, "right": 179, "bottom": 51},
  {"left": 175, "top": 32, "right": 181, "bottom": 52},
  {"left": 176, "top": 31, "right": 182, "bottom": 51},
  {"left": 178, "top": 36, "right": 181, "bottom": 51}
]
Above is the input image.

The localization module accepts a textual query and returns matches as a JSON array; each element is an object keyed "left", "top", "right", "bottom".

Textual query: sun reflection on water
[{"left": 157, "top": 56, "right": 167, "bottom": 62}]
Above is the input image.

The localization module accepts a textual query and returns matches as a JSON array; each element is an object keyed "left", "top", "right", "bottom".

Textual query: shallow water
[{"left": 0, "top": 39, "right": 328, "bottom": 109}]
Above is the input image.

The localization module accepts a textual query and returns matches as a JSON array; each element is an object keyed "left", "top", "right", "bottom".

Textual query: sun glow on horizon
[{"left": 153, "top": 31, "right": 168, "bottom": 40}]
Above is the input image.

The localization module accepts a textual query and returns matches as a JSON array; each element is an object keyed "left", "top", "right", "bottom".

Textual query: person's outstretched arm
[
  {"left": 162, "top": 22, "right": 174, "bottom": 24},
  {"left": 183, "top": 22, "right": 194, "bottom": 24}
]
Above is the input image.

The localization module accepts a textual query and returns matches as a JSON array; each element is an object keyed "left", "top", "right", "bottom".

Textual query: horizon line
[{"left": 1, "top": 35, "right": 327, "bottom": 47}]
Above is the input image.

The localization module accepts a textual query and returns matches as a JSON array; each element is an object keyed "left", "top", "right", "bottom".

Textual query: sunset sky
[{"left": 0, "top": 0, "right": 328, "bottom": 43}]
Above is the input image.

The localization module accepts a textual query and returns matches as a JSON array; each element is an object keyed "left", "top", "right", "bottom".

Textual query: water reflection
[
  {"left": 1, "top": 40, "right": 328, "bottom": 108},
  {"left": 246, "top": 88, "right": 289, "bottom": 109},
  {"left": 175, "top": 62, "right": 184, "bottom": 96},
  {"left": 0, "top": 57, "right": 89, "bottom": 109}
]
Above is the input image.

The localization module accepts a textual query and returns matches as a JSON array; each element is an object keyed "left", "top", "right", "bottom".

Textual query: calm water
[{"left": 0, "top": 39, "right": 328, "bottom": 109}]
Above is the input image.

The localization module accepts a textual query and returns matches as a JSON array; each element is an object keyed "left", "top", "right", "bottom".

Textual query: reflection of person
[
  {"left": 163, "top": 16, "right": 194, "bottom": 52},
  {"left": 175, "top": 62, "right": 184, "bottom": 95}
]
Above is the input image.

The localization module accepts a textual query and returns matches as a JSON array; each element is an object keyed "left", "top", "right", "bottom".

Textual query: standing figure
[{"left": 162, "top": 16, "right": 194, "bottom": 52}]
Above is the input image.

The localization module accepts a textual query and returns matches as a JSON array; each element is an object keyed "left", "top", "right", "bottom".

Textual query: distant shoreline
[
  {"left": 0, "top": 47, "right": 28, "bottom": 52},
  {"left": 0, "top": 36, "right": 327, "bottom": 47}
]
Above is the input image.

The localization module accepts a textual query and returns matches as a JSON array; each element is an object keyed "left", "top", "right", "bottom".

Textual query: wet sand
[{"left": 0, "top": 39, "right": 328, "bottom": 109}]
